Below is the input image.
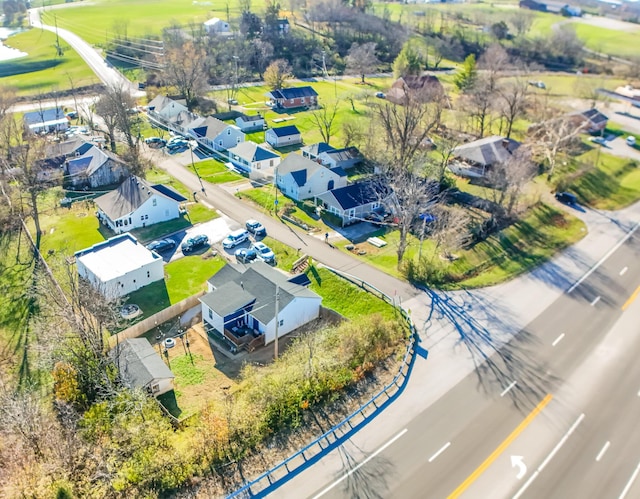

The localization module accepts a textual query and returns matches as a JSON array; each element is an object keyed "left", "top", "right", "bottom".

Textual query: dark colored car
[
  {"left": 245, "top": 219, "right": 266, "bottom": 237},
  {"left": 181, "top": 234, "right": 209, "bottom": 253},
  {"left": 235, "top": 247, "right": 257, "bottom": 263},
  {"left": 146, "top": 239, "right": 176, "bottom": 253},
  {"left": 145, "top": 137, "right": 167, "bottom": 148},
  {"left": 555, "top": 192, "right": 578, "bottom": 205},
  {"left": 167, "top": 140, "right": 188, "bottom": 152}
]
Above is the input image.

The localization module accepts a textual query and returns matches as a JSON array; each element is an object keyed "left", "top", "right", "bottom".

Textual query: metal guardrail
[{"left": 226, "top": 266, "right": 419, "bottom": 498}]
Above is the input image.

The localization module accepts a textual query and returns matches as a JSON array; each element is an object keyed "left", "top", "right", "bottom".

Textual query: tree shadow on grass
[{"left": 0, "top": 59, "right": 63, "bottom": 78}]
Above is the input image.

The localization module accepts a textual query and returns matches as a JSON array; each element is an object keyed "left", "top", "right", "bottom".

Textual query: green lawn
[
  {"left": 0, "top": 28, "right": 99, "bottom": 94},
  {"left": 261, "top": 236, "right": 303, "bottom": 271},
  {"left": 40, "top": 0, "right": 245, "bottom": 46},
  {"left": 192, "top": 158, "right": 243, "bottom": 184},
  {"left": 306, "top": 265, "right": 397, "bottom": 320},
  {"left": 572, "top": 22, "right": 640, "bottom": 59}
]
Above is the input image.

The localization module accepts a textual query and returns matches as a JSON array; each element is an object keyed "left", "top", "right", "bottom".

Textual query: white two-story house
[{"left": 276, "top": 153, "right": 347, "bottom": 201}]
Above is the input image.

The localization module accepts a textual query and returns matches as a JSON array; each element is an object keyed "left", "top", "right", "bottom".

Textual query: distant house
[
  {"left": 200, "top": 262, "right": 321, "bottom": 349},
  {"left": 235, "top": 113, "right": 265, "bottom": 132},
  {"left": 276, "top": 153, "right": 347, "bottom": 201},
  {"left": 228, "top": 142, "right": 281, "bottom": 180},
  {"left": 315, "top": 181, "right": 393, "bottom": 226},
  {"left": 111, "top": 338, "right": 175, "bottom": 397},
  {"left": 187, "top": 116, "right": 245, "bottom": 152},
  {"left": 448, "top": 135, "right": 521, "bottom": 178},
  {"left": 265, "top": 125, "right": 302, "bottom": 148},
  {"left": 386, "top": 75, "right": 445, "bottom": 106},
  {"left": 614, "top": 85, "right": 640, "bottom": 103},
  {"left": 277, "top": 18, "right": 290, "bottom": 35},
  {"left": 23, "top": 107, "right": 68, "bottom": 134},
  {"left": 95, "top": 176, "right": 186, "bottom": 233},
  {"left": 317, "top": 146, "right": 362, "bottom": 170},
  {"left": 301, "top": 142, "right": 335, "bottom": 161},
  {"left": 203, "top": 17, "right": 232, "bottom": 35},
  {"left": 147, "top": 95, "right": 197, "bottom": 134},
  {"left": 572, "top": 108, "right": 608, "bottom": 134},
  {"left": 65, "top": 145, "right": 129, "bottom": 189},
  {"left": 75, "top": 233, "right": 165, "bottom": 298},
  {"left": 519, "top": 0, "right": 582, "bottom": 15},
  {"left": 266, "top": 86, "right": 319, "bottom": 110}
]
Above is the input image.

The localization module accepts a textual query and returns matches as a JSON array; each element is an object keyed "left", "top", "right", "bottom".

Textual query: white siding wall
[
  {"left": 112, "top": 194, "right": 180, "bottom": 232},
  {"left": 215, "top": 127, "right": 245, "bottom": 150},
  {"left": 151, "top": 377, "right": 174, "bottom": 396},
  {"left": 79, "top": 257, "right": 164, "bottom": 298},
  {"left": 236, "top": 118, "right": 265, "bottom": 131},
  {"left": 266, "top": 130, "right": 302, "bottom": 147},
  {"left": 276, "top": 173, "right": 301, "bottom": 201},
  {"left": 202, "top": 303, "right": 224, "bottom": 333},
  {"left": 304, "top": 169, "right": 346, "bottom": 199},
  {"left": 263, "top": 296, "right": 321, "bottom": 344}
]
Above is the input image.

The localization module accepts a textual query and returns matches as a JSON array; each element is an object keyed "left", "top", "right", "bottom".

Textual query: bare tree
[
  {"left": 342, "top": 120, "right": 365, "bottom": 148},
  {"left": 509, "top": 11, "right": 534, "bottom": 38},
  {"left": 466, "top": 75, "right": 495, "bottom": 138},
  {"left": 264, "top": 59, "right": 292, "bottom": 91},
  {"left": 309, "top": 100, "right": 339, "bottom": 143},
  {"left": 427, "top": 133, "right": 460, "bottom": 184},
  {"left": 486, "top": 146, "right": 537, "bottom": 215},
  {"left": 162, "top": 41, "right": 208, "bottom": 110},
  {"left": 529, "top": 114, "right": 586, "bottom": 178},
  {"left": 95, "top": 84, "right": 137, "bottom": 152},
  {"left": 345, "top": 42, "right": 380, "bottom": 84},
  {"left": 429, "top": 204, "right": 471, "bottom": 261},
  {"left": 498, "top": 78, "right": 529, "bottom": 139}
]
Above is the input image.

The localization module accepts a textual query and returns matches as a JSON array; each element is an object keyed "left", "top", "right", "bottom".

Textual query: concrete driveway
[{"left": 600, "top": 136, "right": 640, "bottom": 162}]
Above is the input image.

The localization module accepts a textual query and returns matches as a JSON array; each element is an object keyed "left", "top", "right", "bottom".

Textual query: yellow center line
[
  {"left": 447, "top": 393, "right": 553, "bottom": 499},
  {"left": 622, "top": 285, "right": 640, "bottom": 311}
]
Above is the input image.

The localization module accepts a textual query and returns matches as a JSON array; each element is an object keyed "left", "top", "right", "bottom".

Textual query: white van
[
  {"left": 626, "top": 136, "right": 636, "bottom": 147},
  {"left": 222, "top": 229, "right": 249, "bottom": 249}
]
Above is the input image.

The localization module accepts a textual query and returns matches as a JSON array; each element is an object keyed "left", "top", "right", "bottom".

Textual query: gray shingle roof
[
  {"left": 453, "top": 136, "right": 520, "bottom": 167},
  {"left": 23, "top": 107, "right": 66, "bottom": 125},
  {"left": 111, "top": 338, "right": 174, "bottom": 390},
  {"left": 228, "top": 142, "right": 279, "bottom": 162},
  {"left": 189, "top": 116, "right": 233, "bottom": 139},
  {"left": 316, "top": 180, "right": 391, "bottom": 210}
]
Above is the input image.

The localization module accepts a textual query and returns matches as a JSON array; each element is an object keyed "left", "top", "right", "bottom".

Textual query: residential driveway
[
  {"left": 168, "top": 216, "right": 240, "bottom": 262},
  {"left": 601, "top": 136, "right": 640, "bottom": 161}
]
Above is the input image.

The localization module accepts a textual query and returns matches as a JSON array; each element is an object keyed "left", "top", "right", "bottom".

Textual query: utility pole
[
  {"left": 54, "top": 14, "right": 63, "bottom": 56},
  {"left": 274, "top": 285, "right": 280, "bottom": 359}
]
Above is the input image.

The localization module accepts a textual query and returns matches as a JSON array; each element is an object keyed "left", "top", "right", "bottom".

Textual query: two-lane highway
[{"left": 306, "top": 228, "right": 640, "bottom": 499}]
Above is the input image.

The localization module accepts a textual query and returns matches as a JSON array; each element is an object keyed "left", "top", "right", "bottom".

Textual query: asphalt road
[{"left": 307, "top": 230, "right": 640, "bottom": 499}]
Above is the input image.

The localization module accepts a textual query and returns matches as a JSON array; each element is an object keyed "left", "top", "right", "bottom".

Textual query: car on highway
[
  {"left": 245, "top": 219, "right": 266, "bottom": 237},
  {"left": 555, "top": 191, "right": 578, "bottom": 205},
  {"left": 253, "top": 242, "right": 275, "bottom": 264},
  {"left": 222, "top": 229, "right": 249, "bottom": 249},
  {"left": 235, "top": 247, "right": 258, "bottom": 263},
  {"left": 181, "top": 234, "right": 209, "bottom": 253},
  {"left": 146, "top": 239, "right": 176, "bottom": 253}
]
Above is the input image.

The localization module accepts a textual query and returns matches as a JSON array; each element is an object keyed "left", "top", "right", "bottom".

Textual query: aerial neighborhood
[{"left": 1, "top": 0, "right": 640, "bottom": 497}]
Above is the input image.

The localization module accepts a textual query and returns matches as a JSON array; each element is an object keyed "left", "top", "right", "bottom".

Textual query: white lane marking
[
  {"left": 619, "top": 461, "right": 640, "bottom": 499},
  {"left": 596, "top": 441, "right": 610, "bottom": 462},
  {"left": 428, "top": 442, "right": 451, "bottom": 463},
  {"left": 591, "top": 296, "right": 601, "bottom": 306},
  {"left": 501, "top": 381, "right": 518, "bottom": 397},
  {"left": 620, "top": 267, "right": 629, "bottom": 276},
  {"left": 312, "top": 429, "right": 408, "bottom": 499},
  {"left": 552, "top": 333, "right": 565, "bottom": 347},
  {"left": 568, "top": 223, "right": 639, "bottom": 293},
  {"left": 513, "top": 413, "right": 585, "bottom": 499}
]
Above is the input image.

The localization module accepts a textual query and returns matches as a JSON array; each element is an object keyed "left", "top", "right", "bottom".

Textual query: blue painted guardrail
[{"left": 226, "top": 265, "right": 419, "bottom": 498}]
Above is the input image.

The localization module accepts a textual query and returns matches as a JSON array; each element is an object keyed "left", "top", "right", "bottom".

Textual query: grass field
[
  {"left": 40, "top": 0, "right": 245, "bottom": 46},
  {"left": 191, "top": 158, "right": 243, "bottom": 184},
  {"left": 572, "top": 23, "right": 640, "bottom": 59},
  {"left": 0, "top": 28, "right": 99, "bottom": 94}
]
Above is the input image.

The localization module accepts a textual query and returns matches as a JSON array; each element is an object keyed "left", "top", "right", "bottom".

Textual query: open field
[
  {"left": 40, "top": 0, "right": 245, "bottom": 46},
  {"left": 0, "top": 28, "right": 99, "bottom": 94},
  {"left": 571, "top": 22, "right": 640, "bottom": 59},
  {"left": 192, "top": 158, "right": 243, "bottom": 184}
]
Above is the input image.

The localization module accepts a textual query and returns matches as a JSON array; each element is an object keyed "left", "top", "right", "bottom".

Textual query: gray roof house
[
  {"left": 65, "top": 145, "right": 129, "bottom": 189},
  {"left": 302, "top": 142, "right": 335, "bottom": 160},
  {"left": 111, "top": 338, "right": 175, "bottom": 396},
  {"left": 23, "top": 107, "right": 69, "bottom": 134},
  {"left": 235, "top": 113, "right": 265, "bottom": 132},
  {"left": 228, "top": 141, "right": 281, "bottom": 181},
  {"left": 188, "top": 116, "right": 245, "bottom": 152},
  {"left": 317, "top": 146, "right": 362, "bottom": 170},
  {"left": 147, "top": 95, "right": 197, "bottom": 134},
  {"left": 315, "top": 180, "right": 393, "bottom": 226},
  {"left": 95, "top": 176, "right": 186, "bottom": 233},
  {"left": 200, "top": 262, "right": 321, "bottom": 349},
  {"left": 448, "top": 135, "right": 521, "bottom": 178},
  {"left": 276, "top": 153, "right": 347, "bottom": 201}
]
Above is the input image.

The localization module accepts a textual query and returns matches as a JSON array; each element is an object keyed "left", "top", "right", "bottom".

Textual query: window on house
[
  {"left": 227, "top": 129, "right": 230, "bottom": 135},
  {"left": 208, "top": 309, "right": 213, "bottom": 319},
  {"left": 371, "top": 202, "right": 380, "bottom": 209},
  {"left": 124, "top": 219, "right": 128, "bottom": 226},
  {"left": 151, "top": 384, "right": 159, "bottom": 393},
  {"left": 141, "top": 216, "right": 145, "bottom": 221},
  {"left": 129, "top": 217, "right": 132, "bottom": 224},
  {"left": 147, "top": 271, "right": 150, "bottom": 278},
  {"left": 270, "top": 160, "right": 274, "bottom": 167},
  {"left": 279, "top": 319, "right": 284, "bottom": 326},
  {"left": 145, "top": 215, "right": 149, "bottom": 220},
  {"left": 152, "top": 199, "right": 157, "bottom": 207},
  {"left": 133, "top": 279, "right": 136, "bottom": 283}
]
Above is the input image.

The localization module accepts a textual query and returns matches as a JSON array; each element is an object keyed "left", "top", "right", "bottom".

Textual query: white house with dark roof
[
  {"left": 227, "top": 142, "right": 281, "bottom": 179},
  {"left": 265, "top": 125, "right": 302, "bottom": 148},
  {"left": 200, "top": 262, "right": 321, "bottom": 348},
  {"left": 301, "top": 142, "right": 335, "bottom": 161},
  {"left": 75, "top": 233, "right": 164, "bottom": 298},
  {"left": 146, "top": 95, "right": 197, "bottom": 134},
  {"left": 317, "top": 146, "right": 362, "bottom": 170},
  {"left": 94, "top": 176, "right": 187, "bottom": 233},
  {"left": 315, "top": 180, "right": 393, "bottom": 226},
  {"left": 111, "top": 338, "right": 175, "bottom": 396},
  {"left": 64, "top": 144, "right": 129, "bottom": 189},
  {"left": 187, "top": 116, "right": 245, "bottom": 152},
  {"left": 235, "top": 113, "right": 265, "bottom": 132},
  {"left": 276, "top": 153, "right": 347, "bottom": 201},
  {"left": 448, "top": 135, "right": 521, "bottom": 179},
  {"left": 23, "top": 107, "right": 68, "bottom": 134}
]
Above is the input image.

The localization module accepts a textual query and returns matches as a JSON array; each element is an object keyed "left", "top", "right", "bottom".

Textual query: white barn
[{"left": 75, "top": 234, "right": 165, "bottom": 298}]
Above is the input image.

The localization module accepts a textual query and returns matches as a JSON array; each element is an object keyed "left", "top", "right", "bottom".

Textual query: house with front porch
[
  {"left": 200, "top": 262, "right": 322, "bottom": 350},
  {"left": 276, "top": 153, "right": 347, "bottom": 201},
  {"left": 448, "top": 135, "right": 521, "bottom": 179},
  {"left": 265, "top": 125, "right": 302, "bottom": 148},
  {"left": 315, "top": 180, "right": 393, "bottom": 226},
  {"left": 188, "top": 116, "right": 245, "bottom": 152},
  {"left": 266, "top": 86, "right": 319, "bottom": 110},
  {"left": 94, "top": 176, "right": 186, "bottom": 233}
]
